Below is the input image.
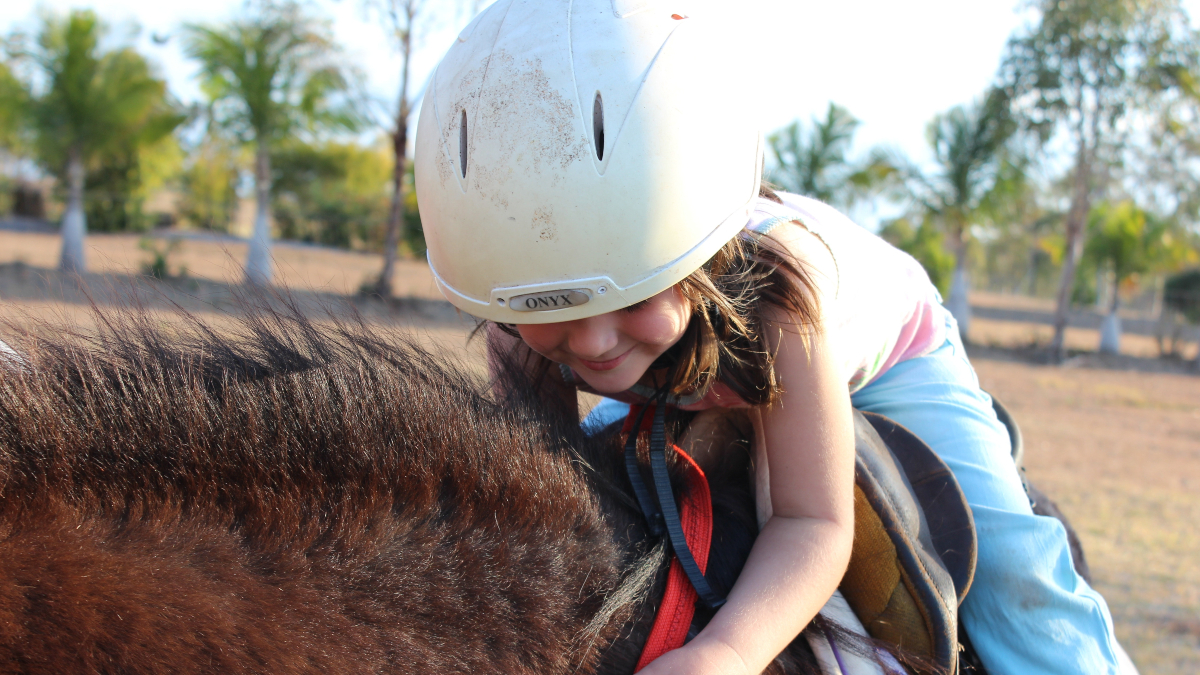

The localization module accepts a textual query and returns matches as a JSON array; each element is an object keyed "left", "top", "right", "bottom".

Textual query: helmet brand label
[{"left": 509, "top": 289, "right": 591, "bottom": 312}]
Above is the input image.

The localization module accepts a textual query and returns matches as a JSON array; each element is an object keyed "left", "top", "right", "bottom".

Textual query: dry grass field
[
  {"left": 1, "top": 230, "right": 1198, "bottom": 674},
  {"left": 0, "top": 230, "right": 486, "bottom": 369}
]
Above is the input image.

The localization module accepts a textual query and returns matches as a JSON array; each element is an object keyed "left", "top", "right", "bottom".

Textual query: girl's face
[{"left": 516, "top": 287, "right": 691, "bottom": 394}]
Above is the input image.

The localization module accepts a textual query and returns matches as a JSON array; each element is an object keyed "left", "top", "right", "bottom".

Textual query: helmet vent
[
  {"left": 592, "top": 93, "right": 605, "bottom": 162},
  {"left": 458, "top": 109, "right": 468, "bottom": 178}
]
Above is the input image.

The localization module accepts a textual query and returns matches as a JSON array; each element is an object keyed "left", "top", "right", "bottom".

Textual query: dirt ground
[{"left": 1, "top": 231, "right": 1198, "bottom": 673}]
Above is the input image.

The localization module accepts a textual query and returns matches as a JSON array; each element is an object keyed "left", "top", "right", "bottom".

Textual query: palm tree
[
  {"left": 11, "top": 10, "right": 180, "bottom": 272},
  {"left": 1085, "top": 202, "right": 1149, "bottom": 353},
  {"left": 1087, "top": 201, "right": 1199, "bottom": 354},
  {"left": 183, "top": 2, "right": 361, "bottom": 286},
  {"left": 767, "top": 103, "right": 896, "bottom": 211},
  {"left": 905, "top": 93, "right": 1014, "bottom": 339}
]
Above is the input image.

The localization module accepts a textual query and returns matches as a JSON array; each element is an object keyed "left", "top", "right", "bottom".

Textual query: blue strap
[{"left": 624, "top": 399, "right": 726, "bottom": 610}]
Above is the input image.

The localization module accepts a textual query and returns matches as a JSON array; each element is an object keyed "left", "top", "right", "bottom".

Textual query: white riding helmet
[{"left": 414, "top": 0, "right": 762, "bottom": 324}]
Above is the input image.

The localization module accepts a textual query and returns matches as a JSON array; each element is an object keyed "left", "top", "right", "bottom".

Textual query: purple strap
[{"left": 821, "top": 624, "right": 850, "bottom": 674}]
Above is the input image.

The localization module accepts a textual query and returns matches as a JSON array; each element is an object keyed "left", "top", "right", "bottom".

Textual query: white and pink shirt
[{"left": 753, "top": 193, "right": 949, "bottom": 395}]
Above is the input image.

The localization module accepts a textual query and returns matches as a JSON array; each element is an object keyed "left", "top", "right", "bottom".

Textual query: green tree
[
  {"left": 0, "top": 61, "right": 27, "bottom": 154},
  {"left": 976, "top": 151, "right": 1057, "bottom": 295},
  {"left": 136, "top": 132, "right": 185, "bottom": 226},
  {"left": 1166, "top": 269, "right": 1200, "bottom": 323},
  {"left": 905, "top": 92, "right": 1015, "bottom": 338},
  {"left": 84, "top": 132, "right": 183, "bottom": 232},
  {"left": 178, "top": 136, "right": 241, "bottom": 232},
  {"left": 1084, "top": 200, "right": 1198, "bottom": 353},
  {"left": 0, "top": 60, "right": 31, "bottom": 216},
  {"left": 998, "top": 0, "right": 1190, "bottom": 361},
  {"left": 183, "top": 1, "right": 362, "bottom": 285},
  {"left": 767, "top": 102, "right": 897, "bottom": 210},
  {"left": 9, "top": 10, "right": 181, "bottom": 270},
  {"left": 1164, "top": 269, "right": 1200, "bottom": 366},
  {"left": 1085, "top": 201, "right": 1149, "bottom": 352},
  {"left": 270, "top": 138, "right": 390, "bottom": 248},
  {"left": 1156, "top": 263, "right": 1200, "bottom": 365}
]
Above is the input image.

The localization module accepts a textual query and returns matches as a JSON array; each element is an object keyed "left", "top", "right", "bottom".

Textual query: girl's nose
[{"left": 565, "top": 316, "right": 619, "bottom": 359}]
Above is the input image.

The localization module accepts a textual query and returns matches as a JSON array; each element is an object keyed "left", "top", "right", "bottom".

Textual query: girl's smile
[
  {"left": 575, "top": 347, "right": 634, "bottom": 372},
  {"left": 516, "top": 287, "right": 691, "bottom": 393}
]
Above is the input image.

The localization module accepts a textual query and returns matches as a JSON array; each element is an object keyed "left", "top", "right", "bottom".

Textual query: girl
[{"left": 413, "top": 1, "right": 1125, "bottom": 673}]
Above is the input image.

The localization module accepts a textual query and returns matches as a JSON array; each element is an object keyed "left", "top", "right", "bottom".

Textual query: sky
[{"left": 2, "top": 0, "right": 1199, "bottom": 167}]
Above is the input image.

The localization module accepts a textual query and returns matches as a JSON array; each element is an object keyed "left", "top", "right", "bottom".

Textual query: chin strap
[{"left": 622, "top": 402, "right": 726, "bottom": 671}]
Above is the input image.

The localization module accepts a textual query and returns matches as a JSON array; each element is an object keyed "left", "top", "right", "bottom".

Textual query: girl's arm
[
  {"left": 642, "top": 234, "right": 856, "bottom": 675},
  {"left": 644, "top": 323, "right": 855, "bottom": 675}
]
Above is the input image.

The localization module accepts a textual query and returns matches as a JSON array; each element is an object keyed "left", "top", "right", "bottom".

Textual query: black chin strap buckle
[{"left": 624, "top": 397, "right": 727, "bottom": 610}]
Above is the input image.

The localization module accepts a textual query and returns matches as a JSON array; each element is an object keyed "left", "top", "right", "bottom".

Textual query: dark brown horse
[{"left": 0, "top": 307, "right": 877, "bottom": 674}]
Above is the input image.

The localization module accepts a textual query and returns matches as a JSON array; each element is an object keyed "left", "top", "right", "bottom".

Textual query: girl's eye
[{"left": 622, "top": 299, "right": 651, "bottom": 314}]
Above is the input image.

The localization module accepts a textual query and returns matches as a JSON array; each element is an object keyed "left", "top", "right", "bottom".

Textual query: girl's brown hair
[
  {"left": 496, "top": 183, "right": 821, "bottom": 407},
  {"left": 663, "top": 184, "right": 820, "bottom": 406}
]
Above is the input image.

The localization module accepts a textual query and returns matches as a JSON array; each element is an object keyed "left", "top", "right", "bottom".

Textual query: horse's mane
[
  {"left": 0, "top": 304, "right": 650, "bottom": 674},
  {"left": 0, "top": 301, "right": 882, "bottom": 675}
]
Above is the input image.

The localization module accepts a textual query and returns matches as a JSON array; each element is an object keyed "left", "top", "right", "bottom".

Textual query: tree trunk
[
  {"left": 374, "top": 120, "right": 408, "bottom": 297},
  {"left": 1151, "top": 274, "right": 1165, "bottom": 319},
  {"left": 1094, "top": 265, "right": 1107, "bottom": 310},
  {"left": 945, "top": 251, "right": 974, "bottom": 341},
  {"left": 1099, "top": 274, "right": 1121, "bottom": 355},
  {"left": 375, "top": 16, "right": 414, "bottom": 299},
  {"left": 1049, "top": 145, "right": 1091, "bottom": 362},
  {"left": 59, "top": 147, "right": 87, "bottom": 273},
  {"left": 947, "top": 230, "right": 972, "bottom": 342},
  {"left": 245, "top": 142, "right": 273, "bottom": 286}
]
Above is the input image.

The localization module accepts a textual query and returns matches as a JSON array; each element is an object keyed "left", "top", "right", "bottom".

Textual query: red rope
[{"left": 622, "top": 406, "right": 714, "bottom": 672}]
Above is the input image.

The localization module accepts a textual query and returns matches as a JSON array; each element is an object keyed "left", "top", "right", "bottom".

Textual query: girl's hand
[{"left": 636, "top": 639, "right": 752, "bottom": 675}]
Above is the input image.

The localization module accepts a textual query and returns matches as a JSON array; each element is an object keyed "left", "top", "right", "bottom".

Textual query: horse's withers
[{"left": 0, "top": 311, "right": 640, "bottom": 674}]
